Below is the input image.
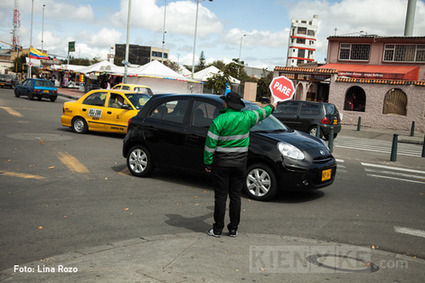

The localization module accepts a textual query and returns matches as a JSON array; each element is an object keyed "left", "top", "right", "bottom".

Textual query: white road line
[
  {"left": 364, "top": 168, "right": 425, "bottom": 180},
  {"left": 367, "top": 174, "right": 425, "bottom": 184},
  {"left": 336, "top": 159, "right": 344, "bottom": 163},
  {"left": 361, "top": 163, "right": 425, "bottom": 174},
  {"left": 394, "top": 226, "right": 425, "bottom": 239}
]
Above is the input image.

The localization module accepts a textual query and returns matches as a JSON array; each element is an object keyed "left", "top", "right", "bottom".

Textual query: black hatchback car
[
  {"left": 123, "top": 94, "right": 336, "bottom": 201},
  {"left": 273, "top": 100, "right": 341, "bottom": 140}
]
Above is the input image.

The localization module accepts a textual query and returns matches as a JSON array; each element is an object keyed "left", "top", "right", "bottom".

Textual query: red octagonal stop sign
[{"left": 269, "top": 76, "right": 295, "bottom": 102}]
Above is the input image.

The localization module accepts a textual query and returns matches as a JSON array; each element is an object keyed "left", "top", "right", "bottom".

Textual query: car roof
[
  {"left": 278, "top": 100, "right": 333, "bottom": 106},
  {"left": 114, "top": 83, "right": 151, "bottom": 88},
  {"left": 150, "top": 93, "right": 224, "bottom": 102}
]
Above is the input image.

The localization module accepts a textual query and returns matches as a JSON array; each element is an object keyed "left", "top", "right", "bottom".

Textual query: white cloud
[{"left": 112, "top": 0, "right": 223, "bottom": 37}]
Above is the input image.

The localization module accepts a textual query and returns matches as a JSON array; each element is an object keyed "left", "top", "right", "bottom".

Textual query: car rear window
[
  {"left": 34, "top": 80, "right": 54, "bottom": 87},
  {"left": 324, "top": 104, "right": 338, "bottom": 115}
]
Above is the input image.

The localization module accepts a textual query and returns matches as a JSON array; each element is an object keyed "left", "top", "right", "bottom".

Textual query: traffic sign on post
[{"left": 269, "top": 76, "right": 295, "bottom": 102}]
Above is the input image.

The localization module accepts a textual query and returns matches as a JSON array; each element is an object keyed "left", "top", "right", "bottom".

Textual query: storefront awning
[{"left": 318, "top": 64, "right": 419, "bottom": 81}]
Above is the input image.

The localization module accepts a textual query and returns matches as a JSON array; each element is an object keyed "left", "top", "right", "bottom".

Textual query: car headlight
[{"left": 277, "top": 142, "right": 305, "bottom": 160}]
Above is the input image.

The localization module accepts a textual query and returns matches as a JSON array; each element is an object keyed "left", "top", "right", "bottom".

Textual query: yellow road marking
[
  {"left": 0, "top": 170, "right": 46, "bottom": 180},
  {"left": 119, "top": 167, "right": 130, "bottom": 176},
  {"left": 0, "top": 106, "right": 23, "bottom": 118},
  {"left": 57, "top": 152, "right": 90, "bottom": 174}
]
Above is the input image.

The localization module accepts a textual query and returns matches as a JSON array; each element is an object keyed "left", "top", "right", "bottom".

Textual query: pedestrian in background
[{"left": 204, "top": 92, "right": 275, "bottom": 237}]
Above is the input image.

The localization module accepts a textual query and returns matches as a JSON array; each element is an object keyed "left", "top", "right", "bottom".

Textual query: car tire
[
  {"left": 28, "top": 93, "right": 34, "bottom": 100},
  {"left": 308, "top": 126, "right": 322, "bottom": 139},
  {"left": 127, "top": 145, "right": 153, "bottom": 177},
  {"left": 245, "top": 163, "right": 278, "bottom": 201},
  {"left": 50, "top": 97, "right": 56, "bottom": 102},
  {"left": 72, "top": 117, "right": 88, "bottom": 134},
  {"left": 324, "top": 133, "right": 338, "bottom": 140},
  {"left": 14, "top": 89, "right": 20, "bottom": 97}
]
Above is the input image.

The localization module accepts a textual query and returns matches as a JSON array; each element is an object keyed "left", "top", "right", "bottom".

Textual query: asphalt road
[{"left": 1, "top": 88, "right": 424, "bottom": 271}]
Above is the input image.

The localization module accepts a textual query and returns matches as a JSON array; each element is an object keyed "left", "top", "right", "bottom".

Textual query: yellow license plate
[
  {"left": 43, "top": 90, "right": 49, "bottom": 93},
  {"left": 321, "top": 169, "right": 332, "bottom": 181},
  {"left": 333, "top": 120, "right": 337, "bottom": 125}
]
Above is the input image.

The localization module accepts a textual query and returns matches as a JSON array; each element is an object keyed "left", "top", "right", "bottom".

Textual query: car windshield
[
  {"left": 125, "top": 93, "right": 151, "bottom": 110},
  {"left": 34, "top": 80, "right": 54, "bottom": 87},
  {"left": 244, "top": 102, "right": 289, "bottom": 132}
]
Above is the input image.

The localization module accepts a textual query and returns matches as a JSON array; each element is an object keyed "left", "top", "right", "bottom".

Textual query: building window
[
  {"left": 383, "top": 89, "right": 407, "bottom": 116},
  {"left": 383, "top": 44, "right": 425, "bottom": 62},
  {"left": 298, "top": 49, "right": 305, "bottom": 58},
  {"left": 296, "top": 38, "right": 306, "bottom": 44},
  {"left": 308, "top": 30, "right": 315, "bottom": 36},
  {"left": 344, "top": 86, "right": 366, "bottom": 112},
  {"left": 339, "top": 43, "right": 370, "bottom": 61},
  {"left": 298, "top": 27, "right": 307, "bottom": 35}
]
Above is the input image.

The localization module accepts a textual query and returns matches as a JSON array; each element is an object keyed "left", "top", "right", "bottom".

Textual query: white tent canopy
[
  {"left": 79, "top": 60, "right": 121, "bottom": 74},
  {"left": 193, "top": 66, "right": 240, "bottom": 84},
  {"left": 128, "top": 60, "right": 195, "bottom": 82}
]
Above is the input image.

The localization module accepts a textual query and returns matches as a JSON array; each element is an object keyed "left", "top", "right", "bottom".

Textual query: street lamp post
[
  {"left": 41, "top": 4, "right": 45, "bottom": 52},
  {"left": 191, "top": 0, "right": 213, "bottom": 79},
  {"left": 28, "top": 0, "right": 34, "bottom": 78},
  {"left": 238, "top": 34, "right": 246, "bottom": 61},
  {"left": 123, "top": 0, "right": 132, "bottom": 84},
  {"left": 161, "top": 0, "right": 167, "bottom": 64}
]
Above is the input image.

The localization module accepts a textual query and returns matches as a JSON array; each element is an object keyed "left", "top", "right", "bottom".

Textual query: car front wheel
[
  {"left": 14, "top": 89, "right": 20, "bottom": 97},
  {"left": 245, "top": 163, "right": 277, "bottom": 201},
  {"left": 127, "top": 145, "right": 153, "bottom": 177},
  {"left": 72, "top": 117, "right": 88, "bottom": 134}
]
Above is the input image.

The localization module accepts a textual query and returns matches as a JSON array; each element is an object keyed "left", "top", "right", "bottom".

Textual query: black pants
[{"left": 212, "top": 166, "right": 246, "bottom": 233}]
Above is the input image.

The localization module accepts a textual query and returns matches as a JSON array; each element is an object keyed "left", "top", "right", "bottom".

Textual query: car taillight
[
  {"left": 321, "top": 118, "right": 329, "bottom": 124},
  {"left": 127, "top": 118, "right": 132, "bottom": 128},
  {"left": 34, "top": 89, "right": 41, "bottom": 93}
]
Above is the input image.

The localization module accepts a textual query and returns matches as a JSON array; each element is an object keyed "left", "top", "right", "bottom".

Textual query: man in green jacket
[{"left": 204, "top": 92, "right": 274, "bottom": 237}]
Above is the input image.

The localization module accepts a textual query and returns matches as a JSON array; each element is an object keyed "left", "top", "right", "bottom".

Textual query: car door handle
[
  {"left": 187, "top": 135, "right": 200, "bottom": 142},
  {"left": 107, "top": 111, "right": 112, "bottom": 114},
  {"left": 82, "top": 108, "right": 87, "bottom": 112}
]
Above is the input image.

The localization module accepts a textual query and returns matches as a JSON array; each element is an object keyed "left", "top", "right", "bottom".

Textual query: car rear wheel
[
  {"left": 50, "top": 97, "right": 56, "bottom": 102},
  {"left": 72, "top": 117, "right": 88, "bottom": 134},
  {"left": 127, "top": 145, "right": 153, "bottom": 177},
  {"left": 245, "top": 163, "right": 277, "bottom": 201},
  {"left": 308, "top": 126, "right": 322, "bottom": 139},
  {"left": 28, "top": 93, "right": 34, "bottom": 100}
]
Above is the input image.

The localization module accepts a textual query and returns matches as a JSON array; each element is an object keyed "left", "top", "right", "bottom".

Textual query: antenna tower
[{"left": 12, "top": 0, "right": 20, "bottom": 50}]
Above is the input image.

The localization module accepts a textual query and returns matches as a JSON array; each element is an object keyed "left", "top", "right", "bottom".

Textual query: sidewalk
[
  {"left": 57, "top": 87, "right": 85, "bottom": 100},
  {"left": 1, "top": 232, "right": 424, "bottom": 282}
]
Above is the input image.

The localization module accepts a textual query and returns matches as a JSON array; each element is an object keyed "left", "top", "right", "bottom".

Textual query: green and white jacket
[{"left": 204, "top": 105, "right": 274, "bottom": 167}]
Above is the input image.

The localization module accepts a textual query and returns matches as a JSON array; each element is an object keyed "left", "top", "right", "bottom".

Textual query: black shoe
[
  {"left": 208, "top": 228, "right": 221, "bottom": 238},
  {"left": 228, "top": 229, "right": 238, "bottom": 237}
]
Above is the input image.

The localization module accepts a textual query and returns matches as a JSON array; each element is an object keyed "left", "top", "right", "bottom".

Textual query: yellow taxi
[
  {"left": 112, "top": 83, "right": 153, "bottom": 96},
  {"left": 61, "top": 89, "right": 151, "bottom": 134}
]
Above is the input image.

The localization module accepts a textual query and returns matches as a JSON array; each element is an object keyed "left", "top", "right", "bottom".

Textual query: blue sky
[{"left": 1, "top": 0, "right": 425, "bottom": 70}]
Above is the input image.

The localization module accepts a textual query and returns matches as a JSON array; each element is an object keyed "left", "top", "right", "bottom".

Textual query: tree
[
  {"left": 205, "top": 73, "right": 231, "bottom": 94},
  {"left": 195, "top": 51, "right": 206, "bottom": 72},
  {"left": 256, "top": 69, "right": 273, "bottom": 101},
  {"left": 10, "top": 54, "right": 27, "bottom": 75},
  {"left": 163, "top": 60, "right": 181, "bottom": 73}
]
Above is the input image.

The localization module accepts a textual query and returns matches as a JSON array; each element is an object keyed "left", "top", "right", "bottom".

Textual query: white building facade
[{"left": 286, "top": 15, "right": 318, "bottom": 67}]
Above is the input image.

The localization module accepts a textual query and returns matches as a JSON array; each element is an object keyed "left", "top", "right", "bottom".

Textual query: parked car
[
  {"left": 123, "top": 94, "right": 336, "bottom": 201},
  {"left": 61, "top": 89, "right": 151, "bottom": 134},
  {"left": 273, "top": 100, "right": 342, "bottom": 140},
  {"left": 0, "top": 74, "right": 18, "bottom": 89},
  {"left": 14, "top": 78, "right": 58, "bottom": 102},
  {"left": 112, "top": 83, "right": 153, "bottom": 96}
]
